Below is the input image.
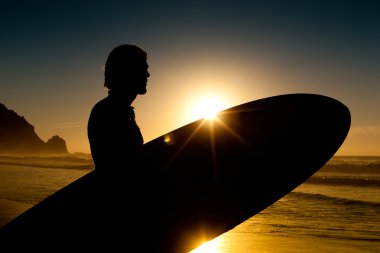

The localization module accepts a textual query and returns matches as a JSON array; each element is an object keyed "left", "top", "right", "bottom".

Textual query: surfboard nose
[{"left": 219, "top": 93, "right": 351, "bottom": 160}]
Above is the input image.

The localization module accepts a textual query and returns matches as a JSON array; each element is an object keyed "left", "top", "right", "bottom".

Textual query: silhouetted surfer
[
  {"left": 88, "top": 44, "right": 149, "bottom": 181},
  {"left": 87, "top": 44, "right": 150, "bottom": 246}
]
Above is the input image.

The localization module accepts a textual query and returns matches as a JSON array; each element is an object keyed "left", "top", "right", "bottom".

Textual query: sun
[{"left": 189, "top": 96, "right": 229, "bottom": 121}]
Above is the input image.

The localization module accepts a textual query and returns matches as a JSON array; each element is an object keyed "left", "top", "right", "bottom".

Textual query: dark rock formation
[
  {"left": 46, "top": 135, "right": 68, "bottom": 154},
  {"left": 0, "top": 103, "right": 69, "bottom": 154}
]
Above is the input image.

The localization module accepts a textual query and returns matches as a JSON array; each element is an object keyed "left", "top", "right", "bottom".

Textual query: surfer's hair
[{"left": 104, "top": 44, "right": 147, "bottom": 90}]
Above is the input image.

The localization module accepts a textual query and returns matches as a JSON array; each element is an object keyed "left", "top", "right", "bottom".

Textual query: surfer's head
[{"left": 104, "top": 44, "right": 149, "bottom": 95}]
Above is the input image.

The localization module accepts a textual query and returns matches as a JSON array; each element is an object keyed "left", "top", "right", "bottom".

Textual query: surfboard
[{"left": 0, "top": 93, "right": 350, "bottom": 252}]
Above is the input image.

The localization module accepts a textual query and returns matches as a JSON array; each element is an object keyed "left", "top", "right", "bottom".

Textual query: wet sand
[
  {"left": 2, "top": 198, "right": 378, "bottom": 253},
  {"left": 0, "top": 198, "right": 32, "bottom": 227},
  {"left": 203, "top": 229, "right": 380, "bottom": 253}
]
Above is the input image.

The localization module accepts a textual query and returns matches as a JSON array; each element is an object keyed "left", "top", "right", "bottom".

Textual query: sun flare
[
  {"left": 189, "top": 96, "right": 229, "bottom": 121},
  {"left": 190, "top": 239, "right": 220, "bottom": 253}
]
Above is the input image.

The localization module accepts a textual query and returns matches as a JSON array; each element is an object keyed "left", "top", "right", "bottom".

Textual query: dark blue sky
[{"left": 1, "top": 0, "right": 379, "bottom": 154}]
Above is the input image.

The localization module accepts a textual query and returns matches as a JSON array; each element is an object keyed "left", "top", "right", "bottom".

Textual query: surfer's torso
[{"left": 88, "top": 93, "right": 143, "bottom": 174}]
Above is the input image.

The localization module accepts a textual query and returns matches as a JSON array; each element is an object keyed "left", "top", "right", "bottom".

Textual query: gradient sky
[{"left": 1, "top": 0, "right": 379, "bottom": 155}]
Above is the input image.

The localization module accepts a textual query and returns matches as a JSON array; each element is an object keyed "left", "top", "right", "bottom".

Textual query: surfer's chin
[{"left": 137, "top": 88, "right": 147, "bottom": 95}]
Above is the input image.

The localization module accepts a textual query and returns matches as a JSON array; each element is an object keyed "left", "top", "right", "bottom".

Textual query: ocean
[{"left": 0, "top": 155, "right": 379, "bottom": 252}]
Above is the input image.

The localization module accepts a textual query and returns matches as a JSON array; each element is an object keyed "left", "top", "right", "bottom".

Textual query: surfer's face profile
[
  {"left": 127, "top": 59, "right": 150, "bottom": 95},
  {"left": 104, "top": 44, "right": 149, "bottom": 95}
]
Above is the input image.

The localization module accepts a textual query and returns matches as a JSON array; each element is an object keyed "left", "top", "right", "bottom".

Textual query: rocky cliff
[{"left": 0, "top": 103, "right": 68, "bottom": 154}]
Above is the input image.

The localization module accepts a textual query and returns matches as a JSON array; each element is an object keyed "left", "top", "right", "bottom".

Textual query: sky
[{"left": 1, "top": 0, "right": 379, "bottom": 156}]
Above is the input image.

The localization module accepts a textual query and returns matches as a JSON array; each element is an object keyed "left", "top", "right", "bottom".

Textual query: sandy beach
[
  {"left": 2, "top": 199, "right": 377, "bottom": 253},
  {"left": 0, "top": 198, "right": 32, "bottom": 227},
  {"left": 1, "top": 156, "right": 379, "bottom": 252},
  {"left": 195, "top": 222, "right": 380, "bottom": 253}
]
